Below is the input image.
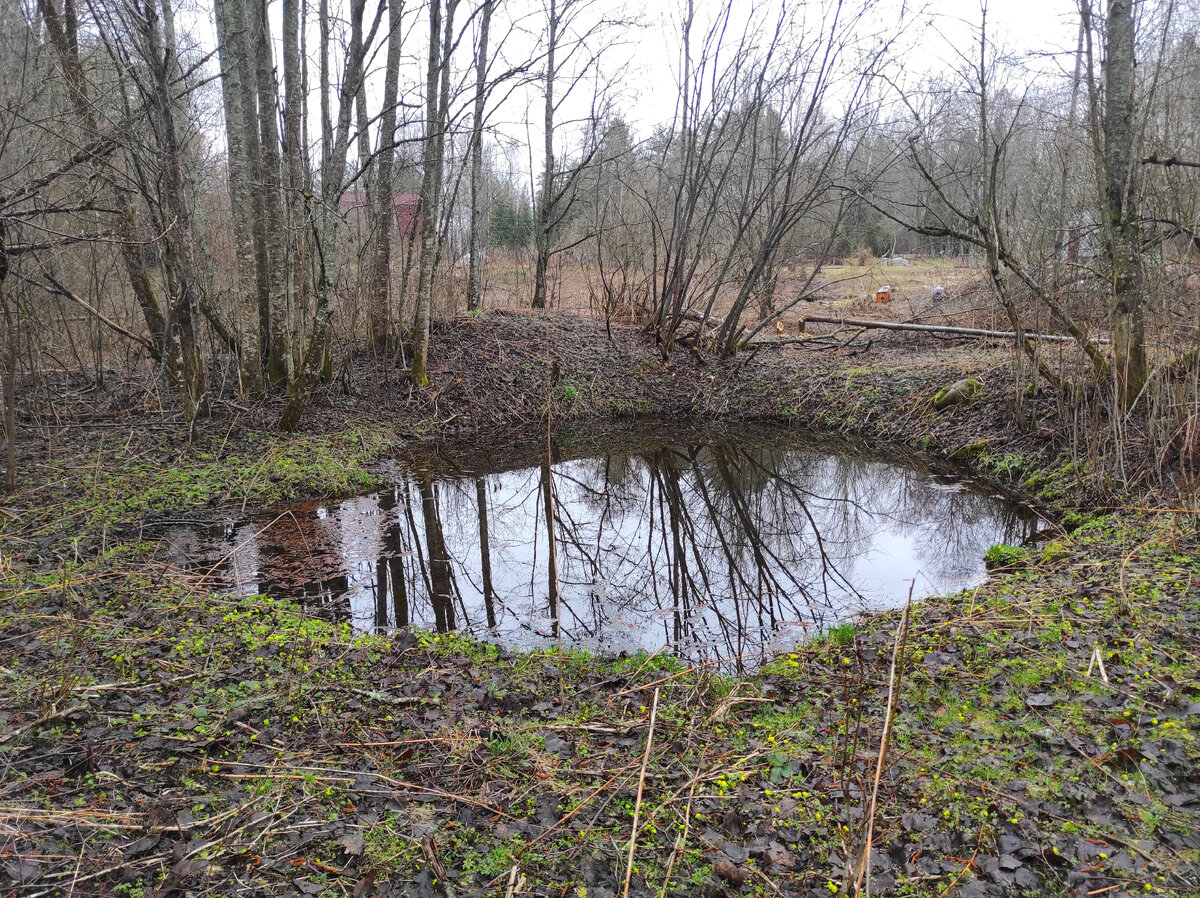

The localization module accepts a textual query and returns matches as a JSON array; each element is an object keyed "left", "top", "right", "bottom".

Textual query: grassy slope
[{"left": 1, "top": 317, "right": 1197, "bottom": 897}]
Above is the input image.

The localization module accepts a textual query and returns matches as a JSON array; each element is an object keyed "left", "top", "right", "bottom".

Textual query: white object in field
[{"left": 931, "top": 285, "right": 946, "bottom": 301}]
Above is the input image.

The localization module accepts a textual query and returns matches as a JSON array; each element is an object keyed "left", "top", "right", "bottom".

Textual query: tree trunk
[
  {"left": 280, "top": 0, "right": 376, "bottom": 430},
  {"left": 366, "top": 0, "right": 402, "bottom": 348},
  {"left": 1052, "top": 17, "right": 1086, "bottom": 293},
  {"left": 147, "top": 0, "right": 209, "bottom": 421},
  {"left": 411, "top": 0, "right": 455, "bottom": 386},
  {"left": 1102, "top": 0, "right": 1147, "bottom": 406},
  {"left": 419, "top": 474, "right": 455, "bottom": 632},
  {"left": 213, "top": 0, "right": 265, "bottom": 392},
  {"left": 1, "top": 267, "right": 16, "bottom": 493},
  {"left": 475, "top": 476, "right": 496, "bottom": 628},
  {"left": 282, "top": 0, "right": 307, "bottom": 377},
  {"left": 532, "top": 0, "right": 557, "bottom": 310},
  {"left": 467, "top": 0, "right": 492, "bottom": 312},
  {"left": 540, "top": 459, "right": 559, "bottom": 635},
  {"left": 252, "top": 0, "right": 289, "bottom": 386}
]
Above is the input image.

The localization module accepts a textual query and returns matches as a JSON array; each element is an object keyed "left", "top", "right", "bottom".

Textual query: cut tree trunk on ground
[{"left": 752, "top": 314, "right": 1110, "bottom": 346}]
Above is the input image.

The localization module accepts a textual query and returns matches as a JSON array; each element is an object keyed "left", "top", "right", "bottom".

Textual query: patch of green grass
[{"left": 826, "top": 622, "right": 856, "bottom": 646}]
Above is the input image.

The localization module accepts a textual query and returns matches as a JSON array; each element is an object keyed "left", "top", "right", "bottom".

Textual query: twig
[
  {"left": 503, "top": 864, "right": 523, "bottom": 898},
  {"left": 518, "top": 759, "right": 642, "bottom": 855},
  {"left": 657, "top": 758, "right": 703, "bottom": 898},
  {"left": 1095, "top": 645, "right": 1109, "bottom": 684},
  {"left": 854, "top": 591, "right": 912, "bottom": 897},
  {"left": 611, "top": 658, "right": 726, "bottom": 696},
  {"left": 0, "top": 704, "right": 88, "bottom": 744},
  {"left": 622, "top": 687, "right": 660, "bottom": 898}
]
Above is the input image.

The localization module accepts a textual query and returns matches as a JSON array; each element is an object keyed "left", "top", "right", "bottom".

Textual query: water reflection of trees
[{"left": 206, "top": 440, "right": 1035, "bottom": 670}]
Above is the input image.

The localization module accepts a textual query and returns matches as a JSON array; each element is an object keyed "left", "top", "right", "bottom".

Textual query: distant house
[{"left": 338, "top": 190, "right": 422, "bottom": 239}]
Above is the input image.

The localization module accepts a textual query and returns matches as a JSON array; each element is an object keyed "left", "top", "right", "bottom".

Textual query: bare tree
[
  {"left": 212, "top": 0, "right": 266, "bottom": 392},
  {"left": 36, "top": 0, "right": 168, "bottom": 360},
  {"left": 366, "top": 0, "right": 405, "bottom": 348},
  {"left": 466, "top": 0, "right": 493, "bottom": 313},
  {"left": 642, "top": 0, "right": 889, "bottom": 357},
  {"left": 865, "top": 6, "right": 1110, "bottom": 390},
  {"left": 410, "top": 0, "right": 459, "bottom": 387},
  {"left": 529, "top": 0, "right": 623, "bottom": 311},
  {"left": 1085, "top": 0, "right": 1148, "bottom": 405},
  {"left": 280, "top": 0, "right": 386, "bottom": 428}
]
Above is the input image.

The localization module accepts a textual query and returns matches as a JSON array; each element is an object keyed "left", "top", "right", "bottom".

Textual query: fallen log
[{"left": 777, "top": 314, "right": 1109, "bottom": 345}]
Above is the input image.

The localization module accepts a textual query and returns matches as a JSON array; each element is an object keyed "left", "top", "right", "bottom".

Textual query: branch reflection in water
[{"left": 168, "top": 429, "right": 1039, "bottom": 670}]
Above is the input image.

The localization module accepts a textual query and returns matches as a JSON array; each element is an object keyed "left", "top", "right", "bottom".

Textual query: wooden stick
[
  {"left": 657, "top": 760, "right": 702, "bottom": 898},
  {"left": 855, "top": 594, "right": 912, "bottom": 897},
  {"left": 622, "top": 687, "right": 660, "bottom": 898}
]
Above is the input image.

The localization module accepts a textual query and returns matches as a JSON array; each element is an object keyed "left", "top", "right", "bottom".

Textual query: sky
[
  {"left": 617, "top": 0, "right": 1084, "bottom": 134},
  {"left": 176, "top": 0, "right": 1090, "bottom": 189}
]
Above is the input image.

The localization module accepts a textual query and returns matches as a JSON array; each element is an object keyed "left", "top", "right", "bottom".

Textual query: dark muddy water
[{"left": 164, "top": 426, "right": 1041, "bottom": 668}]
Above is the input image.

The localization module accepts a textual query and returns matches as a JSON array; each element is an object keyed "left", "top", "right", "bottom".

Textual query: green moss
[
  {"left": 984, "top": 542, "right": 1029, "bottom": 569},
  {"left": 1041, "top": 539, "right": 1070, "bottom": 563}
]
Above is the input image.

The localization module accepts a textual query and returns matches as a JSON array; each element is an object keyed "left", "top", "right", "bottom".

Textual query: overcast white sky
[
  {"left": 619, "top": 0, "right": 1082, "bottom": 132},
  {"left": 180, "top": 0, "right": 1089, "bottom": 188}
]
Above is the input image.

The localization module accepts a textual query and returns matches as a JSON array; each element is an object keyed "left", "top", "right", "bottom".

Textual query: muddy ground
[{"left": 1, "top": 312, "right": 1198, "bottom": 897}]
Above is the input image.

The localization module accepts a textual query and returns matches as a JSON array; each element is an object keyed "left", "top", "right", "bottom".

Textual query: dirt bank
[{"left": 7, "top": 311, "right": 1073, "bottom": 544}]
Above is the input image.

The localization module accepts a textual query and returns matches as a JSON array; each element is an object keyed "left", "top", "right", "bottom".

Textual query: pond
[{"left": 163, "top": 424, "right": 1042, "bottom": 669}]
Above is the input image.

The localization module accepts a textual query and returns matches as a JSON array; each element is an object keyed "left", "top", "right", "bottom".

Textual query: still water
[{"left": 165, "top": 426, "right": 1040, "bottom": 668}]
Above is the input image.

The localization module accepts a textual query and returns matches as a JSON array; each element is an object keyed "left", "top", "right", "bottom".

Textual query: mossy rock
[
  {"left": 933, "top": 377, "right": 983, "bottom": 410},
  {"left": 949, "top": 439, "right": 991, "bottom": 459}
]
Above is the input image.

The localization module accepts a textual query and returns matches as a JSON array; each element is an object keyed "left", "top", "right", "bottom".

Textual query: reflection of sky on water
[{"left": 164, "top": 438, "right": 1039, "bottom": 670}]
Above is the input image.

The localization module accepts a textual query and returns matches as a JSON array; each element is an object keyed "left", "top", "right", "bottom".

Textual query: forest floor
[{"left": 1, "top": 311, "right": 1198, "bottom": 897}]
